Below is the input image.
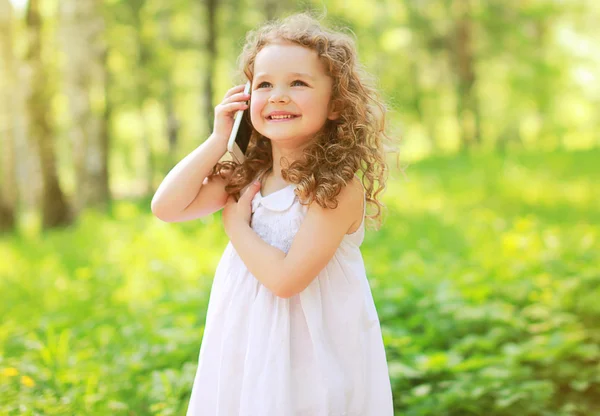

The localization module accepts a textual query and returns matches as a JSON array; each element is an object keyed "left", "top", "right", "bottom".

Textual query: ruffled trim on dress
[
  {"left": 251, "top": 184, "right": 298, "bottom": 213},
  {"left": 250, "top": 175, "right": 367, "bottom": 247}
]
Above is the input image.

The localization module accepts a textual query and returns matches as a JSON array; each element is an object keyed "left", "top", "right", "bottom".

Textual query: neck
[{"left": 269, "top": 140, "right": 311, "bottom": 180}]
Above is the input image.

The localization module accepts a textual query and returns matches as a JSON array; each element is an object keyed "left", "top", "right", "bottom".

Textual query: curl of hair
[{"left": 211, "top": 11, "right": 401, "bottom": 230}]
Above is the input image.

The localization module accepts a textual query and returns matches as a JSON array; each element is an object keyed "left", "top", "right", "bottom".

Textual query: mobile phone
[{"left": 227, "top": 81, "right": 252, "bottom": 163}]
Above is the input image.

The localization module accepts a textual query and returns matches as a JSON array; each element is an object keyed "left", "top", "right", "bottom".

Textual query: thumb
[{"left": 243, "top": 180, "right": 261, "bottom": 201}]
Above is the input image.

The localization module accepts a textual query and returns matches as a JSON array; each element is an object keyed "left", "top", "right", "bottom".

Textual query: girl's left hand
[{"left": 222, "top": 180, "right": 261, "bottom": 238}]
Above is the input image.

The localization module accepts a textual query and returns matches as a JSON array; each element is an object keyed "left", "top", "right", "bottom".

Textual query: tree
[
  {"left": 157, "top": 4, "right": 181, "bottom": 171},
  {"left": 59, "top": 0, "right": 111, "bottom": 213},
  {"left": 0, "top": 0, "right": 16, "bottom": 232},
  {"left": 25, "top": 0, "right": 72, "bottom": 228},
  {"left": 449, "top": 0, "right": 481, "bottom": 152},
  {"left": 203, "top": 0, "right": 218, "bottom": 136}
]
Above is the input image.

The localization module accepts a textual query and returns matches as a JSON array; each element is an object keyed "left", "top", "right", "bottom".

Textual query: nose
[{"left": 268, "top": 89, "right": 290, "bottom": 104}]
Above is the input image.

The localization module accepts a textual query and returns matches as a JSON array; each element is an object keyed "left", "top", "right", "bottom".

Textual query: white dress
[{"left": 185, "top": 175, "right": 394, "bottom": 416}]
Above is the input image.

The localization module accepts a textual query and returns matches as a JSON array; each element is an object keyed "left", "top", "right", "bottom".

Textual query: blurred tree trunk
[
  {"left": 404, "top": 0, "right": 439, "bottom": 152},
  {"left": 496, "top": 123, "right": 521, "bottom": 155},
  {"left": 450, "top": 0, "right": 481, "bottom": 152},
  {"left": 59, "top": 0, "right": 110, "bottom": 214},
  {"left": 25, "top": 0, "right": 72, "bottom": 228},
  {"left": 158, "top": 6, "right": 180, "bottom": 170},
  {"left": 130, "top": 0, "right": 154, "bottom": 195},
  {"left": 101, "top": 44, "right": 112, "bottom": 205},
  {"left": 203, "top": 0, "right": 217, "bottom": 135},
  {"left": 533, "top": 19, "right": 558, "bottom": 149},
  {"left": 164, "top": 76, "right": 179, "bottom": 168},
  {"left": 0, "top": 0, "right": 16, "bottom": 232}
]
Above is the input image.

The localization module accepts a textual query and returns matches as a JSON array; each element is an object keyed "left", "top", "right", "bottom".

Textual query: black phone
[{"left": 227, "top": 81, "right": 253, "bottom": 163}]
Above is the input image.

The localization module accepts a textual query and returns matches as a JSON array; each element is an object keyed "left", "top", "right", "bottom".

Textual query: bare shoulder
[
  {"left": 339, "top": 175, "right": 364, "bottom": 211},
  {"left": 344, "top": 176, "right": 365, "bottom": 233},
  {"left": 306, "top": 176, "right": 364, "bottom": 234},
  {"left": 281, "top": 176, "right": 365, "bottom": 296}
]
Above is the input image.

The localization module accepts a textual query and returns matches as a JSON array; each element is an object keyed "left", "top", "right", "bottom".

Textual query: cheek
[
  {"left": 249, "top": 99, "right": 265, "bottom": 123},
  {"left": 298, "top": 95, "right": 325, "bottom": 114}
]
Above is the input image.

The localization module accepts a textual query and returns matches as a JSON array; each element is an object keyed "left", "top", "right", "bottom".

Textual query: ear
[
  {"left": 327, "top": 98, "right": 342, "bottom": 121},
  {"left": 327, "top": 110, "right": 341, "bottom": 121}
]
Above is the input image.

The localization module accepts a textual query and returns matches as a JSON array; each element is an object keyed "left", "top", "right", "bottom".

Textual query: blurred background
[{"left": 1, "top": 0, "right": 599, "bottom": 415}]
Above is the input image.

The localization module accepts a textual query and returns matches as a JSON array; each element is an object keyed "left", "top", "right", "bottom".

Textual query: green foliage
[
  {"left": 373, "top": 149, "right": 600, "bottom": 415},
  {"left": 1, "top": 149, "right": 599, "bottom": 415}
]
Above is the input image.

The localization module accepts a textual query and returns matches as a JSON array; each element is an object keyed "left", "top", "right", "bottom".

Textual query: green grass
[{"left": 1, "top": 149, "right": 599, "bottom": 415}]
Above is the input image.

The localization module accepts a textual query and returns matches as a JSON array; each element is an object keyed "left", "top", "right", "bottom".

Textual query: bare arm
[
  {"left": 151, "top": 83, "right": 251, "bottom": 222},
  {"left": 150, "top": 133, "right": 229, "bottom": 222},
  {"left": 228, "top": 177, "right": 364, "bottom": 298}
]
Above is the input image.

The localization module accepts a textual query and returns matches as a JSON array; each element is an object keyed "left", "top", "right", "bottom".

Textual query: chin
[{"left": 256, "top": 126, "right": 321, "bottom": 145}]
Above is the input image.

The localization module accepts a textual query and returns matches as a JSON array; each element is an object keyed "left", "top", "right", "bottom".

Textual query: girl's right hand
[{"left": 212, "top": 83, "right": 251, "bottom": 142}]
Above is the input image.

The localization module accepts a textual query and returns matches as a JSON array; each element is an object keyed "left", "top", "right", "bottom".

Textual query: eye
[{"left": 256, "top": 80, "right": 308, "bottom": 88}]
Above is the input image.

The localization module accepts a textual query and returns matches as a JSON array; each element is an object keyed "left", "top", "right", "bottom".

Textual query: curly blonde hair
[{"left": 211, "top": 11, "right": 399, "bottom": 230}]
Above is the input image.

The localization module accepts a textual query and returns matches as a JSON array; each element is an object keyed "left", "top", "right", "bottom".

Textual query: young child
[{"left": 151, "top": 12, "right": 396, "bottom": 416}]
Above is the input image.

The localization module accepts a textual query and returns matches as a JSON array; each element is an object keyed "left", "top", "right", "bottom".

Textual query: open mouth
[{"left": 267, "top": 115, "right": 301, "bottom": 121}]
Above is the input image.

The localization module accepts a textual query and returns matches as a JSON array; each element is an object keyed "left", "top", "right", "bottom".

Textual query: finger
[
  {"left": 223, "top": 83, "right": 249, "bottom": 99},
  {"left": 221, "top": 101, "right": 249, "bottom": 115},
  {"left": 223, "top": 91, "right": 251, "bottom": 105},
  {"left": 242, "top": 181, "right": 261, "bottom": 202}
]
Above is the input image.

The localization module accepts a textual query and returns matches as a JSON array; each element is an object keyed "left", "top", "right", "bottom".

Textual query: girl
[{"left": 151, "top": 12, "right": 396, "bottom": 416}]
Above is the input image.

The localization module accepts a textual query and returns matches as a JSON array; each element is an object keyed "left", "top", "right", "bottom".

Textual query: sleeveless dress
[{"left": 185, "top": 174, "right": 394, "bottom": 416}]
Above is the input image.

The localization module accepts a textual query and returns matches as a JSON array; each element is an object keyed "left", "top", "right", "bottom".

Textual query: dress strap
[
  {"left": 354, "top": 173, "right": 367, "bottom": 217},
  {"left": 347, "top": 174, "right": 367, "bottom": 242}
]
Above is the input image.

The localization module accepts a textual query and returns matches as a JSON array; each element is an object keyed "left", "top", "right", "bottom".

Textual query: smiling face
[{"left": 249, "top": 42, "right": 339, "bottom": 147}]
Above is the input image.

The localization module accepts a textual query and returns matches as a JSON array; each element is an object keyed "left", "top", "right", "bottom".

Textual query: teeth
[{"left": 270, "top": 115, "right": 296, "bottom": 119}]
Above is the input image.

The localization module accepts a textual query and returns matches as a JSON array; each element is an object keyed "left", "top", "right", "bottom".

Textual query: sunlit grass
[{"left": 1, "top": 149, "right": 599, "bottom": 415}]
